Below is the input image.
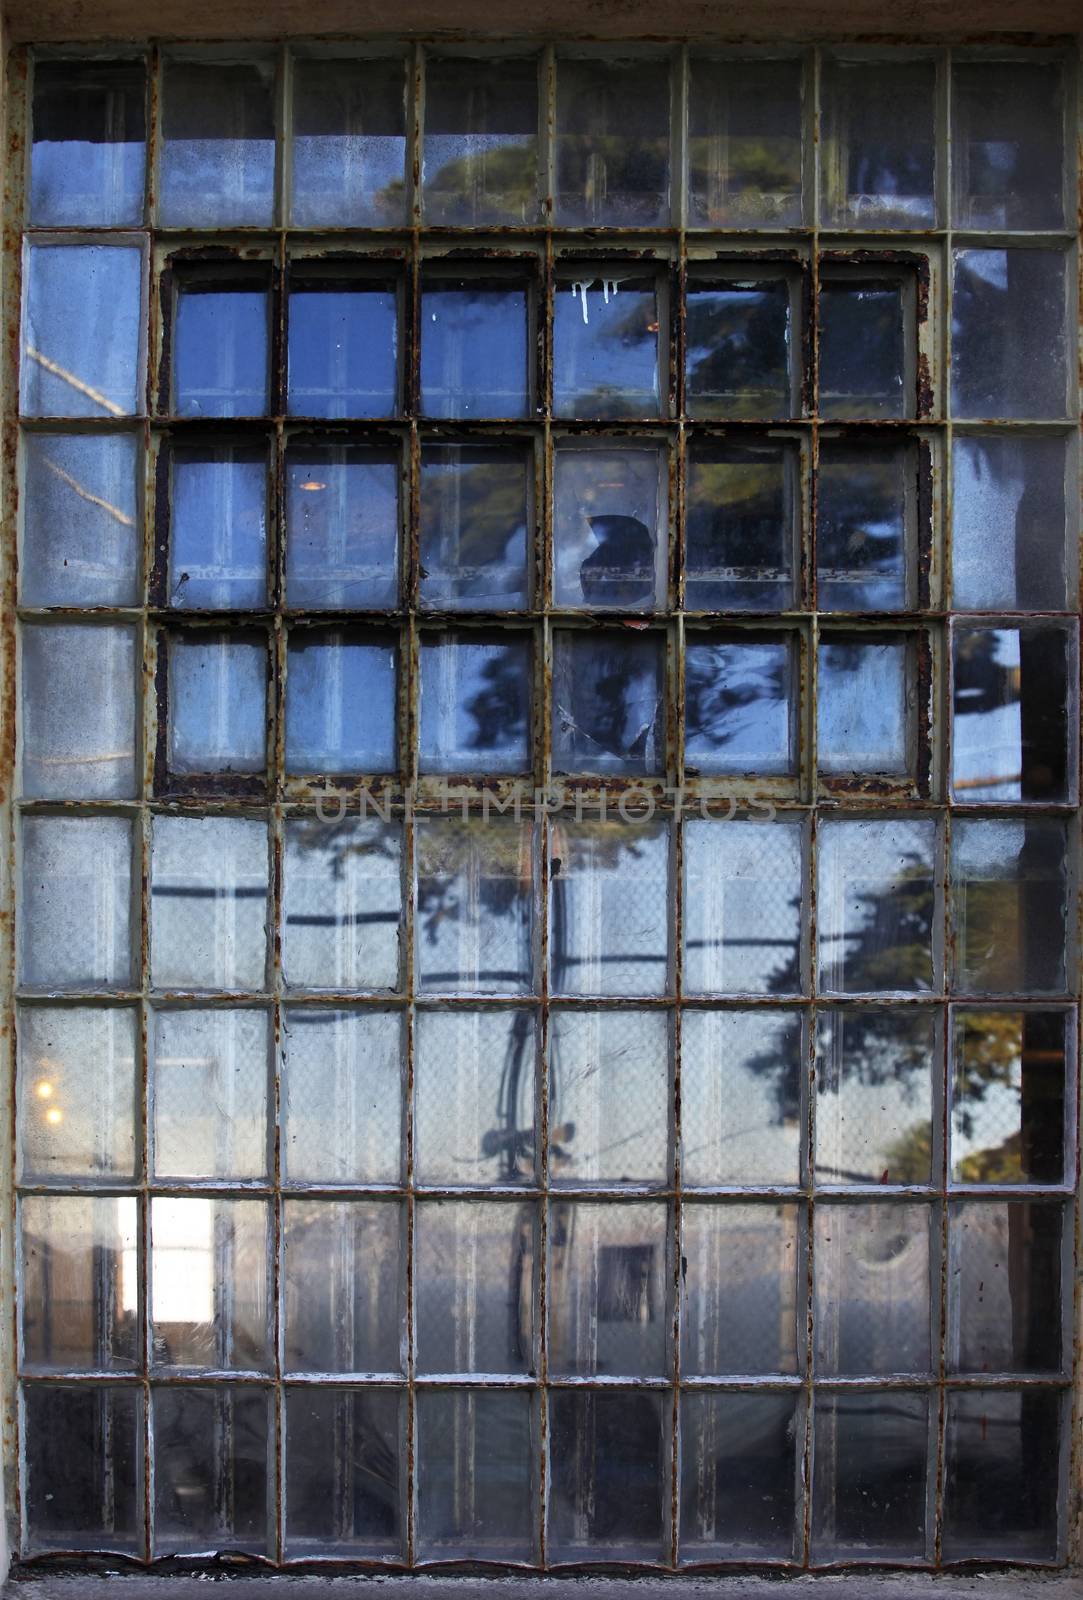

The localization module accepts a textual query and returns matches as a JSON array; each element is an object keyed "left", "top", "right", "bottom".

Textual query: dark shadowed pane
[
  {"left": 555, "top": 57, "right": 670, "bottom": 226},
  {"left": 420, "top": 443, "right": 530, "bottom": 610},
  {"left": 161, "top": 60, "right": 275, "bottom": 227},
  {"left": 685, "top": 632, "right": 795, "bottom": 775},
  {"left": 951, "top": 1009, "right": 1068, "bottom": 1186},
  {"left": 952, "top": 249, "right": 1069, "bottom": 420},
  {"left": 549, "top": 1389, "right": 665, "bottom": 1560},
  {"left": 419, "top": 630, "right": 531, "bottom": 773},
  {"left": 417, "top": 1390, "right": 536, "bottom": 1560},
  {"left": 947, "top": 1200, "right": 1064, "bottom": 1375},
  {"left": 285, "top": 444, "right": 399, "bottom": 609},
  {"left": 287, "top": 283, "right": 397, "bottom": 417},
  {"left": 291, "top": 57, "right": 406, "bottom": 227},
  {"left": 951, "top": 61, "right": 1065, "bottom": 230},
  {"left": 811, "top": 1391, "right": 929, "bottom": 1558},
  {"left": 153, "top": 1385, "right": 270, "bottom": 1554},
  {"left": 950, "top": 818, "right": 1069, "bottom": 997},
  {"left": 680, "top": 1391, "right": 800, "bottom": 1560},
  {"left": 952, "top": 623, "right": 1075, "bottom": 804},
  {"left": 819, "top": 280, "right": 905, "bottom": 419},
  {"left": 24, "top": 1384, "right": 142, "bottom": 1553},
  {"left": 686, "top": 280, "right": 791, "bottom": 418},
  {"left": 551, "top": 629, "right": 664, "bottom": 776},
  {"left": 285, "top": 1387, "right": 402, "bottom": 1557},
  {"left": 686, "top": 438, "right": 798, "bottom": 611},
  {"left": 951, "top": 434, "right": 1070, "bottom": 612},
  {"left": 421, "top": 282, "right": 528, "bottom": 418},
  {"left": 553, "top": 276, "right": 661, "bottom": 418},
  {"left": 817, "top": 439, "right": 913, "bottom": 611},
  {"left": 688, "top": 57, "right": 803, "bottom": 227},
  {"left": 32, "top": 59, "right": 146, "bottom": 226},
  {"left": 423, "top": 56, "right": 539, "bottom": 225},
  {"left": 943, "top": 1390, "right": 1061, "bottom": 1559},
  {"left": 820, "top": 57, "right": 935, "bottom": 228}
]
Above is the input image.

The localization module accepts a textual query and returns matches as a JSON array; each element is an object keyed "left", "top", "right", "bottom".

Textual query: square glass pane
[
  {"left": 817, "top": 439, "right": 913, "bottom": 611},
  {"left": 817, "top": 817, "right": 938, "bottom": 996},
  {"left": 168, "top": 442, "right": 268, "bottom": 608},
  {"left": 952, "top": 249, "right": 1069, "bottom": 421},
  {"left": 553, "top": 443, "right": 666, "bottom": 611},
  {"left": 415, "top": 1200, "right": 534, "bottom": 1375},
  {"left": 419, "top": 631, "right": 531, "bottom": 774},
  {"left": 414, "top": 1008, "right": 536, "bottom": 1186},
  {"left": 285, "top": 443, "right": 399, "bottom": 610},
  {"left": 684, "top": 819, "right": 804, "bottom": 997},
  {"left": 415, "top": 817, "right": 534, "bottom": 995},
  {"left": 555, "top": 57, "right": 670, "bottom": 227},
  {"left": 24, "top": 1385, "right": 142, "bottom": 1554},
  {"left": 419, "top": 443, "right": 530, "bottom": 611},
  {"left": 167, "top": 630, "right": 266, "bottom": 776},
  {"left": 820, "top": 57, "right": 935, "bottom": 228},
  {"left": 681, "top": 1009, "right": 803, "bottom": 1185},
  {"left": 947, "top": 1200, "right": 1063, "bottom": 1376},
  {"left": 682, "top": 1202, "right": 800, "bottom": 1375},
  {"left": 18, "top": 1004, "right": 137, "bottom": 1181},
  {"left": 423, "top": 56, "right": 539, "bottom": 225},
  {"left": 284, "top": 1199, "right": 401, "bottom": 1374},
  {"left": 420, "top": 282, "right": 529, "bottom": 418},
  {"left": 160, "top": 59, "right": 275, "bottom": 227},
  {"left": 685, "top": 437, "right": 798, "bottom": 611},
  {"left": 150, "top": 815, "right": 268, "bottom": 991},
  {"left": 816, "top": 1007, "right": 936, "bottom": 1187},
  {"left": 417, "top": 1390, "right": 535, "bottom": 1561},
  {"left": 549, "top": 1009, "right": 669, "bottom": 1184},
  {"left": 951, "top": 1009, "right": 1068, "bottom": 1186},
  {"left": 686, "top": 280, "right": 791, "bottom": 418},
  {"left": 688, "top": 57, "right": 803, "bottom": 227},
  {"left": 21, "top": 432, "right": 140, "bottom": 607},
  {"left": 31, "top": 59, "right": 146, "bottom": 227},
  {"left": 681, "top": 1392, "right": 799, "bottom": 1561},
  {"left": 811, "top": 1392, "right": 929, "bottom": 1559},
  {"left": 550, "top": 820, "right": 669, "bottom": 997},
  {"left": 287, "top": 282, "right": 397, "bottom": 418},
  {"left": 282, "top": 1008, "right": 402, "bottom": 1185},
  {"left": 548, "top": 1389, "right": 665, "bottom": 1561},
  {"left": 951, "top": 434, "right": 1071, "bottom": 612},
  {"left": 282, "top": 817, "right": 402, "bottom": 993},
  {"left": 22, "top": 243, "right": 143, "bottom": 418},
  {"left": 952, "top": 623, "right": 1075, "bottom": 804},
  {"left": 21, "top": 623, "right": 137, "bottom": 800},
  {"left": 150, "top": 1197, "right": 270, "bottom": 1371},
  {"left": 290, "top": 56, "right": 406, "bottom": 228},
  {"left": 685, "top": 632, "right": 795, "bottom": 776},
  {"left": 152, "top": 1007, "right": 268, "bottom": 1179},
  {"left": 548, "top": 1200, "right": 668, "bottom": 1377},
  {"left": 551, "top": 629, "right": 664, "bottom": 775},
  {"left": 951, "top": 61, "right": 1065, "bottom": 230},
  {"left": 285, "top": 1387, "right": 402, "bottom": 1558},
  {"left": 950, "top": 819, "right": 1069, "bottom": 997},
  {"left": 173, "top": 282, "right": 270, "bottom": 417},
  {"left": 153, "top": 1385, "right": 270, "bottom": 1556},
  {"left": 818, "top": 635, "right": 910, "bottom": 776},
  {"left": 943, "top": 1390, "right": 1061, "bottom": 1560},
  {"left": 20, "top": 815, "right": 133, "bottom": 991},
  {"left": 285, "top": 627, "right": 397, "bottom": 774},
  {"left": 818, "top": 279, "right": 906, "bottom": 420},
  {"left": 814, "top": 1202, "right": 932, "bottom": 1375},
  {"left": 21, "top": 1194, "right": 138, "bottom": 1371},
  {"left": 553, "top": 275, "right": 661, "bottom": 418}
]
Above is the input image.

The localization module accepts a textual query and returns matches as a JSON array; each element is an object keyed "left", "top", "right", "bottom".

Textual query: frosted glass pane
[
  {"left": 21, "top": 432, "right": 140, "bottom": 607},
  {"left": 20, "top": 816, "right": 133, "bottom": 991},
  {"left": 151, "top": 815, "right": 268, "bottom": 991},
  {"left": 21, "top": 623, "right": 137, "bottom": 800},
  {"left": 952, "top": 249, "right": 1069, "bottom": 420},
  {"left": 22, "top": 243, "right": 143, "bottom": 418}
]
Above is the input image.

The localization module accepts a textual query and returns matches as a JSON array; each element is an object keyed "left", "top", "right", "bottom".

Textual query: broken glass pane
[
  {"left": 951, "top": 434, "right": 1070, "bottom": 612},
  {"left": 167, "top": 630, "right": 266, "bottom": 776},
  {"left": 21, "top": 432, "right": 140, "bottom": 607},
  {"left": 688, "top": 56, "right": 803, "bottom": 227},
  {"left": 420, "top": 281, "right": 529, "bottom": 418},
  {"left": 553, "top": 276, "right": 661, "bottom": 418},
  {"left": 169, "top": 442, "right": 268, "bottom": 609},
  {"left": 160, "top": 59, "right": 275, "bottom": 227},
  {"left": 173, "top": 280, "right": 269, "bottom": 418},
  {"left": 290, "top": 56, "right": 406, "bottom": 228},
  {"left": 820, "top": 57, "right": 936, "bottom": 228},
  {"left": 818, "top": 635, "right": 910, "bottom": 776},
  {"left": 423, "top": 56, "right": 539, "bottom": 225},
  {"left": 685, "top": 632, "right": 795, "bottom": 776},
  {"left": 685, "top": 438, "right": 798, "bottom": 611},
  {"left": 817, "top": 816, "right": 938, "bottom": 995},
  {"left": 285, "top": 443, "right": 399, "bottom": 609},
  {"left": 951, "top": 623, "right": 1075, "bottom": 803},
  {"left": 31, "top": 59, "right": 146, "bottom": 227},
  {"left": 818, "top": 278, "right": 906, "bottom": 420},
  {"left": 553, "top": 444, "right": 666, "bottom": 611},
  {"left": 951, "top": 60, "right": 1065, "bottom": 231},
  {"left": 551, "top": 629, "right": 664, "bottom": 775},
  {"left": 951, "top": 1008, "right": 1068, "bottom": 1186},
  {"left": 287, "top": 281, "right": 397, "bottom": 418},
  {"left": 686, "top": 280, "right": 791, "bottom": 418},
  {"left": 817, "top": 439, "right": 912, "bottom": 611},
  {"left": 555, "top": 57, "right": 670, "bottom": 226},
  {"left": 681, "top": 1010, "right": 803, "bottom": 1185},
  {"left": 419, "top": 631, "right": 531, "bottom": 774},
  {"left": 419, "top": 444, "right": 530, "bottom": 611},
  {"left": 285, "top": 628, "right": 397, "bottom": 774},
  {"left": 952, "top": 249, "right": 1070, "bottom": 420},
  {"left": 950, "top": 818, "right": 1069, "bottom": 997},
  {"left": 21, "top": 243, "right": 143, "bottom": 419},
  {"left": 549, "top": 1009, "right": 669, "bottom": 1184},
  {"left": 21, "top": 622, "right": 137, "bottom": 800}
]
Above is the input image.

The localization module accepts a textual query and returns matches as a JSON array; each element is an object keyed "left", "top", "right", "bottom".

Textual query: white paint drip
[{"left": 572, "top": 280, "right": 589, "bottom": 324}]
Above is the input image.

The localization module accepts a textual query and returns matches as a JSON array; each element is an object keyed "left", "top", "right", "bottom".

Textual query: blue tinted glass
[
  {"left": 818, "top": 637, "right": 908, "bottom": 775},
  {"left": 287, "top": 286, "right": 398, "bottom": 418},
  {"left": 168, "top": 631, "right": 266, "bottom": 774},
  {"left": 160, "top": 60, "right": 275, "bottom": 227},
  {"left": 169, "top": 444, "right": 267, "bottom": 609},
  {"left": 286, "top": 631, "right": 397, "bottom": 773},
  {"left": 420, "top": 286, "right": 528, "bottom": 418},
  {"left": 686, "top": 636, "right": 794, "bottom": 775},
  {"left": 817, "top": 440, "right": 909, "bottom": 612},
  {"left": 419, "top": 633, "right": 531, "bottom": 773},
  {"left": 553, "top": 277, "right": 660, "bottom": 418},
  {"left": 291, "top": 57, "right": 407, "bottom": 228},
  {"left": 419, "top": 444, "right": 530, "bottom": 611},
  {"left": 686, "top": 283, "right": 790, "bottom": 419},
  {"left": 31, "top": 60, "right": 146, "bottom": 227},
  {"left": 174, "top": 287, "right": 269, "bottom": 418},
  {"left": 285, "top": 446, "right": 399, "bottom": 609},
  {"left": 22, "top": 244, "right": 143, "bottom": 419}
]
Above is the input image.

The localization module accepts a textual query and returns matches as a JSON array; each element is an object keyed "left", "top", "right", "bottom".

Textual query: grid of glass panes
[{"left": 10, "top": 42, "right": 1079, "bottom": 1569}]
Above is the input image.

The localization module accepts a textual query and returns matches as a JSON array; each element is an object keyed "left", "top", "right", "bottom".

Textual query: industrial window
[{"left": 7, "top": 41, "right": 1080, "bottom": 1571}]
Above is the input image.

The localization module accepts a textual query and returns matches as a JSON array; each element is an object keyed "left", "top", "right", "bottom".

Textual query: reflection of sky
[{"left": 818, "top": 642, "right": 906, "bottom": 774}]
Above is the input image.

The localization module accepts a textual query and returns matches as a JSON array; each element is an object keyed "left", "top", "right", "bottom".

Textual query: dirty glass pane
[
  {"left": 284, "top": 1200, "right": 401, "bottom": 1374},
  {"left": 950, "top": 819, "right": 1069, "bottom": 997},
  {"left": 419, "top": 443, "right": 530, "bottom": 611},
  {"left": 153, "top": 1385, "right": 270, "bottom": 1555},
  {"left": 951, "top": 434, "right": 1070, "bottom": 612},
  {"left": 417, "top": 1390, "right": 535, "bottom": 1561},
  {"left": 167, "top": 630, "right": 266, "bottom": 775},
  {"left": 817, "top": 817, "right": 938, "bottom": 995},
  {"left": 18, "top": 1005, "right": 137, "bottom": 1182},
  {"left": 683, "top": 818, "right": 804, "bottom": 997},
  {"left": 415, "top": 1200, "right": 534, "bottom": 1374},
  {"left": 551, "top": 629, "right": 665, "bottom": 776},
  {"left": 951, "top": 61, "right": 1065, "bottom": 231},
  {"left": 21, "top": 432, "right": 140, "bottom": 607},
  {"left": 548, "top": 1389, "right": 665, "bottom": 1561},
  {"left": 686, "top": 280, "right": 791, "bottom": 418},
  {"left": 419, "top": 631, "right": 531, "bottom": 774},
  {"left": 687, "top": 57, "right": 803, "bottom": 227},
  {"left": 169, "top": 442, "right": 268, "bottom": 608},
  {"left": 173, "top": 282, "right": 270, "bottom": 417},
  {"left": 555, "top": 57, "right": 670, "bottom": 227},
  {"left": 24, "top": 1385, "right": 142, "bottom": 1554},
  {"left": 282, "top": 817, "right": 402, "bottom": 993},
  {"left": 287, "top": 282, "right": 397, "bottom": 418},
  {"left": 285, "top": 443, "right": 398, "bottom": 610},
  {"left": 681, "top": 1391, "right": 799, "bottom": 1561},
  {"left": 286, "top": 1387, "right": 402, "bottom": 1558},
  {"left": 811, "top": 1392, "right": 929, "bottom": 1559},
  {"left": 818, "top": 279, "right": 905, "bottom": 420},
  {"left": 150, "top": 1196, "right": 270, "bottom": 1371},
  {"left": 549, "top": 1009, "right": 669, "bottom": 1185},
  {"left": 815, "top": 1008, "right": 936, "bottom": 1187},
  {"left": 282, "top": 1009, "right": 402, "bottom": 1185},
  {"left": 951, "top": 1009, "right": 1068, "bottom": 1186},
  {"left": 21, "top": 243, "right": 143, "bottom": 418},
  {"left": 682, "top": 1202, "right": 800, "bottom": 1375},
  {"left": 947, "top": 1201, "right": 1063, "bottom": 1376},
  {"left": 814, "top": 1203, "right": 932, "bottom": 1375},
  {"left": 817, "top": 439, "right": 912, "bottom": 612},
  {"left": 285, "top": 628, "right": 397, "bottom": 774},
  {"left": 31, "top": 59, "right": 145, "bottom": 227},
  {"left": 22, "top": 623, "right": 137, "bottom": 800},
  {"left": 685, "top": 632, "right": 795, "bottom": 776},
  {"left": 548, "top": 1200, "right": 668, "bottom": 1377},
  {"left": 685, "top": 438, "right": 798, "bottom": 611},
  {"left": 160, "top": 59, "right": 275, "bottom": 227},
  {"left": 952, "top": 249, "right": 1069, "bottom": 420},
  {"left": 20, "top": 815, "right": 133, "bottom": 991},
  {"left": 820, "top": 57, "right": 936, "bottom": 229},
  {"left": 817, "top": 635, "right": 910, "bottom": 776},
  {"left": 553, "top": 444, "right": 666, "bottom": 611},
  {"left": 549, "top": 821, "right": 669, "bottom": 997},
  {"left": 420, "top": 282, "right": 529, "bottom": 419},
  {"left": 290, "top": 56, "right": 406, "bottom": 228},
  {"left": 150, "top": 815, "right": 268, "bottom": 991},
  {"left": 942, "top": 1389, "right": 1061, "bottom": 1560},
  {"left": 415, "top": 817, "right": 534, "bottom": 995},
  {"left": 951, "top": 623, "right": 1074, "bottom": 804},
  {"left": 414, "top": 1009, "right": 535, "bottom": 1186},
  {"left": 681, "top": 1010, "right": 803, "bottom": 1185},
  {"left": 21, "top": 1194, "right": 139, "bottom": 1371},
  {"left": 152, "top": 1008, "right": 269, "bottom": 1179},
  {"left": 423, "top": 56, "right": 539, "bottom": 225},
  {"left": 553, "top": 276, "right": 661, "bottom": 418}
]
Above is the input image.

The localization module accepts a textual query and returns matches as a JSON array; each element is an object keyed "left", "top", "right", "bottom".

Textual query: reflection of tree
[
  {"left": 462, "top": 644, "right": 528, "bottom": 755},
  {"left": 685, "top": 288, "right": 787, "bottom": 417},
  {"left": 686, "top": 450, "right": 791, "bottom": 597},
  {"left": 421, "top": 450, "right": 527, "bottom": 602},
  {"left": 818, "top": 446, "right": 905, "bottom": 595},
  {"left": 423, "top": 143, "right": 536, "bottom": 225},
  {"left": 685, "top": 641, "right": 786, "bottom": 754}
]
